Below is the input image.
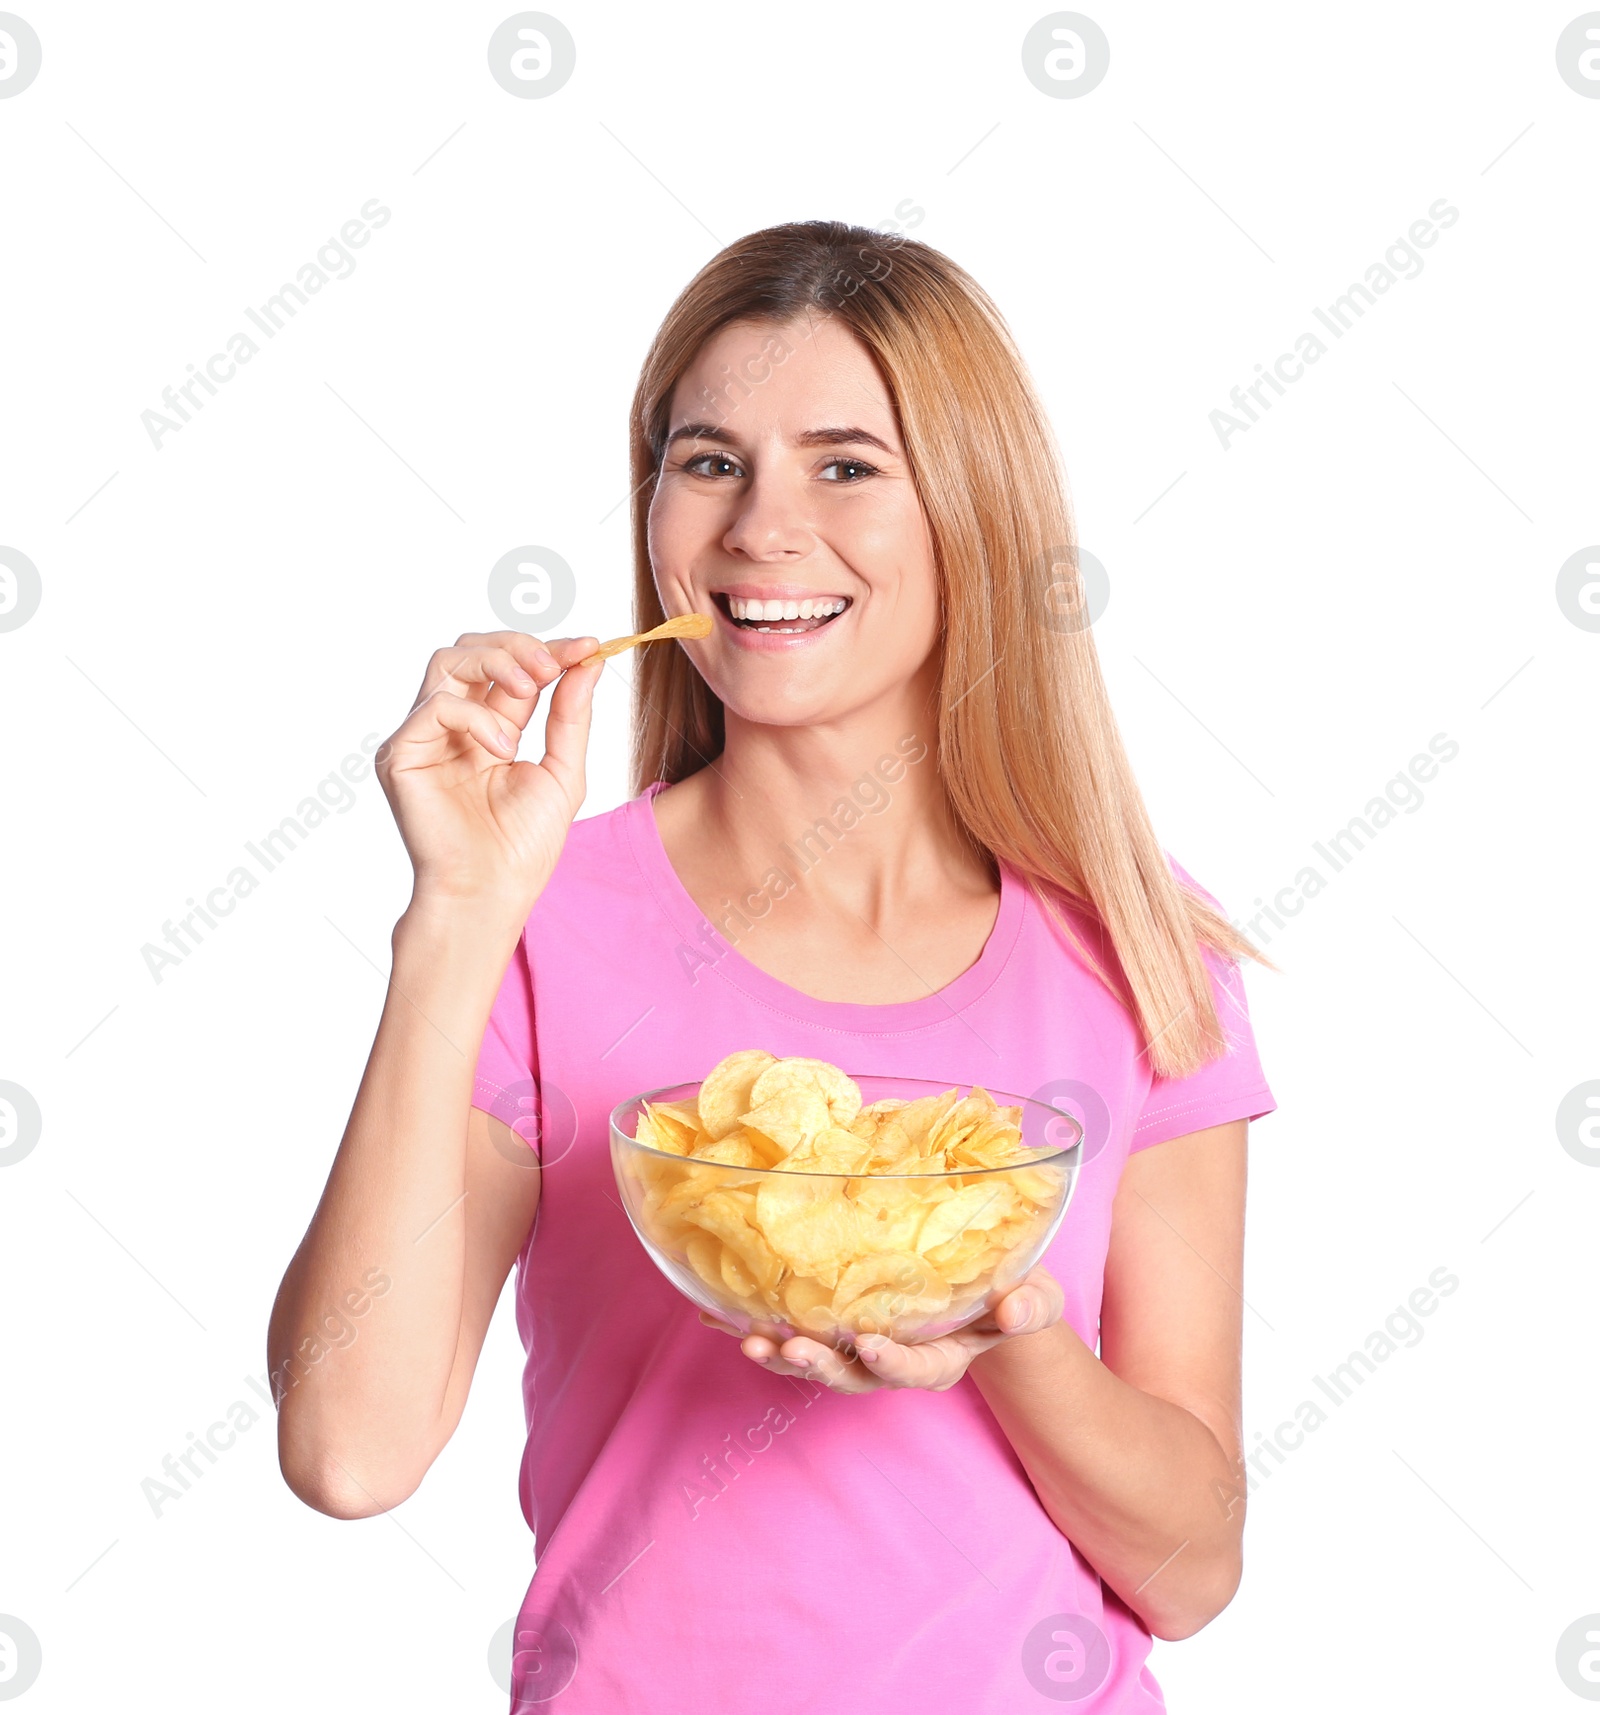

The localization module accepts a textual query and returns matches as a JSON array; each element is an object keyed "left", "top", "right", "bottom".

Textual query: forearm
[
  {"left": 268, "top": 899, "right": 522, "bottom": 1508},
  {"left": 968, "top": 1321, "right": 1243, "bottom": 1640}
]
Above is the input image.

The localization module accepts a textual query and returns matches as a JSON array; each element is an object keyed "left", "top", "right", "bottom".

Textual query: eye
[
  {"left": 680, "top": 451, "right": 745, "bottom": 479},
  {"left": 818, "top": 457, "right": 879, "bottom": 483}
]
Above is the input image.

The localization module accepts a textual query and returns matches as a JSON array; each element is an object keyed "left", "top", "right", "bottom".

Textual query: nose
[{"left": 720, "top": 469, "right": 814, "bottom": 563}]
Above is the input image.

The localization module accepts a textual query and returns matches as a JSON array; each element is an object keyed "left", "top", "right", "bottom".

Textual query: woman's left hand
[{"left": 698, "top": 1266, "right": 1064, "bottom": 1394}]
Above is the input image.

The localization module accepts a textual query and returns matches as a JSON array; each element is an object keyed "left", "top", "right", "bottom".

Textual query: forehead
[{"left": 668, "top": 315, "right": 899, "bottom": 437}]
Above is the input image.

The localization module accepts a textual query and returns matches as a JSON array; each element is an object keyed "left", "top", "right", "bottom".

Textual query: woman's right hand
[{"left": 375, "top": 629, "right": 604, "bottom": 917}]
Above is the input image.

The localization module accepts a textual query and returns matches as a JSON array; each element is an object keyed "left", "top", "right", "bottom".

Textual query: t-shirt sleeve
[
  {"left": 471, "top": 934, "right": 542, "bottom": 1156},
  {"left": 1130, "top": 860, "right": 1279, "bottom": 1152}
]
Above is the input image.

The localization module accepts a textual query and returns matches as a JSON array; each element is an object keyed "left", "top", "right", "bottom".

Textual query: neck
[{"left": 683, "top": 663, "right": 994, "bottom": 911}]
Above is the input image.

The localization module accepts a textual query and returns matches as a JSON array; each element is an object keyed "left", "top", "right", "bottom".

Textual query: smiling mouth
[{"left": 713, "top": 593, "right": 852, "bottom": 635}]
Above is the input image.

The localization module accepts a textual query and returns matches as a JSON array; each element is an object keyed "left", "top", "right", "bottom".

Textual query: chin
[{"left": 718, "top": 689, "right": 841, "bottom": 728}]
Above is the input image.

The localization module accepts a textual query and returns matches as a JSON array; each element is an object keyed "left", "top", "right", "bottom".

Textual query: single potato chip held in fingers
[{"left": 580, "top": 612, "right": 713, "bottom": 666}]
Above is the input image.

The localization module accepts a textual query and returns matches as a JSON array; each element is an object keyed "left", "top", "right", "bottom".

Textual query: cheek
[
  {"left": 839, "top": 492, "right": 934, "bottom": 582},
  {"left": 645, "top": 486, "right": 696, "bottom": 583},
  {"left": 649, "top": 479, "right": 734, "bottom": 566},
  {"left": 853, "top": 509, "right": 939, "bottom": 630}
]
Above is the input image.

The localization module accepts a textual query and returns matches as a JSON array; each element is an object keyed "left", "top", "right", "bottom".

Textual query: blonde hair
[{"left": 626, "top": 220, "right": 1275, "bottom": 1079}]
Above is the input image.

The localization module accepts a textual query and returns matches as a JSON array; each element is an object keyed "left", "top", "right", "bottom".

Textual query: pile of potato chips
[{"left": 619, "top": 1051, "right": 1070, "bottom": 1344}]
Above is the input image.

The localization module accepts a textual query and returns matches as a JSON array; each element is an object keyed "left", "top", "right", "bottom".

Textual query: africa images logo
[{"left": 1020, "top": 1611, "right": 1112, "bottom": 1700}]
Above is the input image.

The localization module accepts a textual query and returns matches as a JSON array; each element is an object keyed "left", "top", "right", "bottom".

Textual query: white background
[{"left": 1, "top": 2, "right": 1596, "bottom": 1710}]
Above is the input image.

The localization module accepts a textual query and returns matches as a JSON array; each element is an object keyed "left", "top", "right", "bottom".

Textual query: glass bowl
[{"left": 609, "top": 1074, "right": 1083, "bottom": 1350}]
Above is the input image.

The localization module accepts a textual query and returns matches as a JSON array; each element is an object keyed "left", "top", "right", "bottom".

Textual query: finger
[
  {"left": 417, "top": 631, "right": 580, "bottom": 708},
  {"left": 536, "top": 638, "right": 603, "bottom": 803},
  {"left": 414, "top": 645, "right": 541, "bottom": 713},
  {"left": 851, "top": 1333, "right": 961, "bottom": 1390},
  {"left": 479, "top": 651, "right": 549, "bottom": 725},
  {"left": 389, "top": 689, "right": 520, "bottom": 765},
  {"left": 538, "top": 635, "right": 612, "bottom": 668},
  {"left": 736, "top": 1333, "right": 797, "bottom": 1369},
  {"left": 462, "top": 648, "right": 545, "bottom": 726},
  {"left": 736, "top": 1332, "right": 832, "bottom": 1380},
  {"left": 995, "top": 1290, "right": 1043, "bottom": 1336},
  {"left": 774, "top": 1336, "right": 879, "bottom": 1394},
  {"left": 697, "top": 1310, "right": 741, "bottom": 1337},
  {"left": 452, "top": 630, "right": 585, "bottom": 669},
  {"left": 484, "top": 637, "right": 603, "bottom": 723},
  {"left": 992, "top": 1269, "right": 1064, "bottom": 1338},
  {"left": 444, "top": 634, "right": 604, "bottom": 720}
]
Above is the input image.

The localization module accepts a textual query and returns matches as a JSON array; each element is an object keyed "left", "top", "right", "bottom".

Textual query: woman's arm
[
  {"left": 966, "top": 1118, "right": 1249, "bottom": 1641},
  {"left": 713, "top": 1118, "right": 1250, "bottom": 1640},
  {"left": 267, "top": 907, "right": 540, "bottom": 1518},
  {"left": 267, "top": 630, "right": 601, "bottom": 1517}
]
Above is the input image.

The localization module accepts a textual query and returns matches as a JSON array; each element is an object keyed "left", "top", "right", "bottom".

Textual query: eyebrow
[{"left": 663, "top": 421, "right": 896, "bottom": 456}]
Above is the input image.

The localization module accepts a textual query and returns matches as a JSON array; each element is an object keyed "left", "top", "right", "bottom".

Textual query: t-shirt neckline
[{"left": 626, "top": 779, "right": 1026, "bottom": 1035}]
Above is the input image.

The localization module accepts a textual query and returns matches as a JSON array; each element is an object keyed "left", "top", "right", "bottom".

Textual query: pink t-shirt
[{"left": 473, "top": 782, "right": 1277, "bottom": 1713}]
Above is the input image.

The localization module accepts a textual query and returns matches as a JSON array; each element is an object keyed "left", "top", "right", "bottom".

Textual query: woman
[{"left": 269, "top": 220, "right": 1278, "bottom": 1712}]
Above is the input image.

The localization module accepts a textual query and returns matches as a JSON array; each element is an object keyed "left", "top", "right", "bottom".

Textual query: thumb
[
  {"left": 999, "top": 1280, "right": 1055, "bottom": 1335},
  {"left": 539, "top": 646, "right": 602, "bottom": 803}
]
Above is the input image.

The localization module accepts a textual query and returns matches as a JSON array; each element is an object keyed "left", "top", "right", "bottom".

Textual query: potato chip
[
  {"left": 924, "top": 1227, "right": 1000, "bottom": 1285},
  {"left": 686, "top": 1188, "right": 785, "bottom": 1292},
  {"left": 949, "top": 1117, "right": 1027, "bottom": 1169},
  {"left": 830, "top": 1248, "right": 953, "bottom": 1337},
  {"left": 780, "top": 1125, "right": 872, "bottom": 1175},
  {"left": 755, "top": 1177, "right": 862, "bottom": 1288},
  {"left": 749, "top": 1057, "right": 862, "bottom": 1128},
  {"left": 1007, "top": 1163, "right": 1067, "bottom": 1206},
  {"left": 656, "top": 1161, "right": 733, "bottom": 1218},
  {"left": 850, "top": 1098, "right": 908, "bottom": 1141},
  {"left": 696, "top": 1049, "right": 778, "bottom": 1141},
  {"left": 858, "top": 1097, "right": 910, "bottom": 1121},
  {"left": 836, "top": 1279, "right": 953, "bottom": 1336},
  {"left": 892, "top": 1153, "right": 955, "bottom": 1179},
  {"left": 579, "top": 611, "right": 715, "bottom": 666},
  {"left": 736, "top": 1126, "right": 787, "bottom": 1169},
  {"left": 631, "top": 1146, "right": 687, "bottom": 1199},
  {"left": 633, "top": 1107, "right": 683, "bottom": 1156},
  {"left": 719, "top": 1246, "right": 761, "bottom": 1301},
  {"left": 863, "top": 1117, "right": 917, "bottom": 1172},
  {"left": 692, "top": 1132, "right": 766, "bottom": 1169},
  {"left": 641, "top": 1099, "right": 700, "bottom": 1154},
  {"left": 892, "top": 1090, "right": 961, "bottom": 1149},
  {"left": 651, "top": 1098, "right": 704, "bottom": 1129},
  {"left": 738, "top": 1087, "right": 831, "bottom": 1155},
  {"left": 831, "top": 1249, "right": 946, "bottom": 1308},
  {"left": 848, "top": 1178, "right": 933, "bottom": 1251},
  {"left": 683, "top": 1230, "right": 726, "bottom": 1292},
  {"left": 940, "top": 1091, "right": 997, "bottom": 1132},
  {"left": 915, "top": 1182, "right": 1016, "bottom": 1253},
  {"left": 928, "top": 1093, "right": 996, "bottom": 1159},
  {"left": 781, "top": 1275, "right": 835, "bottom": 1320}
]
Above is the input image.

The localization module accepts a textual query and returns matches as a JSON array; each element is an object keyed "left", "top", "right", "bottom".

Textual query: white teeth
[{"left": 725, "top": 595, "right": 848, "bottom": 622}]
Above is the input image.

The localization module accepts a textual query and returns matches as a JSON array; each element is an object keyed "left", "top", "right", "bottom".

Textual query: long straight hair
[{"left": 626, "top": 220, "right": 1274, "bottom": 1080}]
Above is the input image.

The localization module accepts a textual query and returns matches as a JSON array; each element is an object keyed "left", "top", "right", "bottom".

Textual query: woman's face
[{"left": 648, "top": 314, "right": 941, "bottom": 728}]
